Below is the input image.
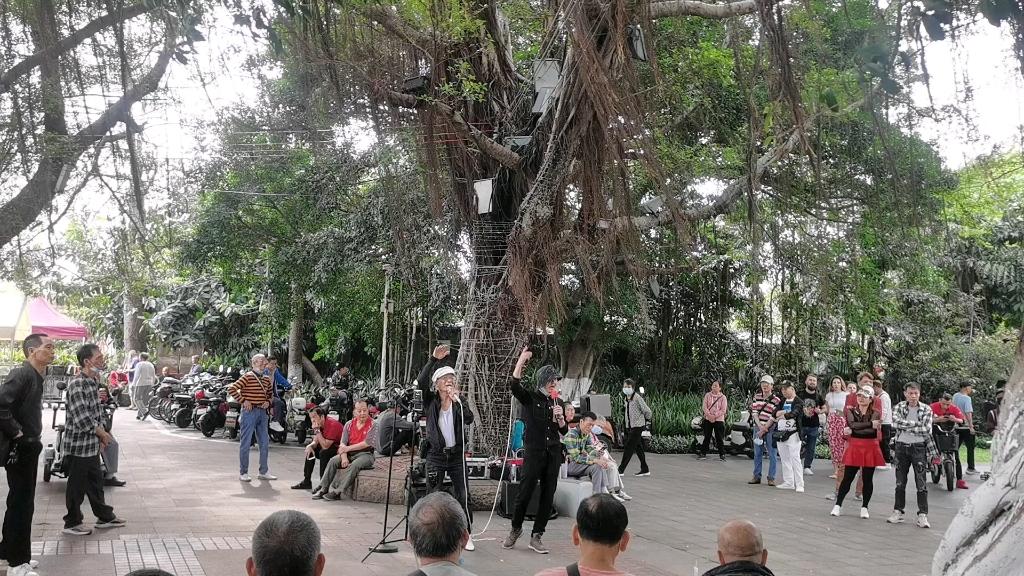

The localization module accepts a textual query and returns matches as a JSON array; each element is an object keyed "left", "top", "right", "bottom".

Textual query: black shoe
[
  {"left": 291, "top": 481, "right": 313, "bottom": 490},
  {"left": 139, "top": 412, "right": 148, "bottom": 421},
  {"left": 104, "top": 477, "right": 126, "bottom": 487}
]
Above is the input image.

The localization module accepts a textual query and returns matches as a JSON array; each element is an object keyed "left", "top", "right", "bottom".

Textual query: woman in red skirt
[
  {"left": 830, "top": 386, "right": 885, "bottom": 519},
  {"left": 824, "top": 376, "right": 849, "bottom": 498}
]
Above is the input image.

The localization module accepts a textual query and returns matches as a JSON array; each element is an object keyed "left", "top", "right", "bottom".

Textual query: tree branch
[
  {"left": 622, "top": 99, "right": 866, "bottom": 231},
  {"left": 649, "top": 0, "right": 758, "bottom": 19},
  {"left": 0, "top": 24, "right": 176, "bottom": 248},
  {"left": 0, "top": 2, "right": 154, "bottom": 95},
  {"left": 361, "top": 4, "right": 438, "bottom": 57},
  {"left": 383, "top": 90, "right": 522, "bottom": 170}
]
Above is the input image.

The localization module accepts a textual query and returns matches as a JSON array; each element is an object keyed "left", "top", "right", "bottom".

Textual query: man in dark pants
[
  {"left": 796, "top": 373, "right": 826, "bottom": 474},
  {"left": 416, "top": 344, "right": 476, "bottom": 551},
  {"left": 376, "top": 403, "right": 413, "bottom": 456},
  {"left": 62, "top": 344, "right": 126, "bottom": 536},
  {"left": 0, "top": 333, "right": 53, "bottom": 576},
  {"left": 291, "top": 407, "right": 343, "bottom": 490},
  {"left": 503, "top": 348, "right": 568, "bottom": 555}
]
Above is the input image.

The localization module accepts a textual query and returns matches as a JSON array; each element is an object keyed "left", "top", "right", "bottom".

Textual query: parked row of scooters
[{"left": 145, "top": 367, "right": 361, "bottom": 446}]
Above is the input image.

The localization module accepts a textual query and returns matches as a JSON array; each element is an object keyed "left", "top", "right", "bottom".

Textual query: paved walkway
[{"left": 2, "top": 410, "right": 973, "bottom": 576}]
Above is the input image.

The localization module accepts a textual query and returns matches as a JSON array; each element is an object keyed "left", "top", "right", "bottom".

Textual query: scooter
[
  {"left": 43, "top": 383, "right": 121, "bottom": 482},
  {"left": 690, "top": 408, "right": 755, "bottom": 458}
]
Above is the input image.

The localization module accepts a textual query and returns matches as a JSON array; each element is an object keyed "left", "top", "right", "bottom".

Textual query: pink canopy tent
[{"left": 28, "top": 297, "right": 89, "bottom": 341}]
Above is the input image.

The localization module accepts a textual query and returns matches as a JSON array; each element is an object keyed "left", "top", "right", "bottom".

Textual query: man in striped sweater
[{"left": 228, "top": 354, "right": 277, "bottom": 482}]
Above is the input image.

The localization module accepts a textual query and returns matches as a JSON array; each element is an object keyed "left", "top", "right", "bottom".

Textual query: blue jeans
[
  {"left": 753, "top": 427, "right": 777, "bottom": 479},
  {"left": 802, "top": 427, "right": 820, "bottom": 469},
  {"left": 239, "top": 408, "right": 270, "bottom": 475}
]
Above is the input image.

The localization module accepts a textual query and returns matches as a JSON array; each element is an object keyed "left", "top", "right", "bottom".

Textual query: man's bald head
[{"left": 717, "top": 519, "right": 767, "bottom": 566}]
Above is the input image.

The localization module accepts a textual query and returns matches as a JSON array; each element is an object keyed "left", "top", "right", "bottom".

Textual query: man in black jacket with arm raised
[
  {"left": 502, "top": 347, "right": 567, "bottom": 555},
  {"left": 416, "top": 344, "right": 476, "bottom": 551}
]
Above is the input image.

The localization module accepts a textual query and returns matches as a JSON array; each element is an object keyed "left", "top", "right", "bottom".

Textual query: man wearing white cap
[
  {"left": 748, "top": 375, "right": 781, "bottom": 486},
  {"left": 416, "top": 344, "right": 476, "bottom": 551}
]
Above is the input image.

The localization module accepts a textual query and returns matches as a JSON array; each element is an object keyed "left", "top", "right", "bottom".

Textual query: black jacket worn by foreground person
[
  {"left": 702, "top": 561, "right": 776, "bottom": 576},
  {"left": 507, "top": 363, "right": 568, "bottom": 547}
]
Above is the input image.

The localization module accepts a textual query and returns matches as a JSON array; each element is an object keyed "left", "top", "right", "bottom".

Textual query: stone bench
[
  {"left": 553, "top": 477, "right": 593, "bottom": 519},
  {"left": 340, "top": 453, "right": 497, "bottom": 510}
]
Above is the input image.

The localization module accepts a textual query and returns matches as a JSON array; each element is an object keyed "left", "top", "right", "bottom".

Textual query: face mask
[
  {"left": 592, "top": 425, "right": 604, "bottom": 435},
  {"left": 623, "top": 388, "right": 633, "bottom": 396}
]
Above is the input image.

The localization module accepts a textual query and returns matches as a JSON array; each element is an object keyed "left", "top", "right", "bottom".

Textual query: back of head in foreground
[
  {"left": 701, "top": 519, "right": 773, "bottom": 576},
  {"left": 247, "top": 510, "right": 325, "bottom": 576},
  {"left": 409, "top": 491, "right": 469, "bottom": 565},
  {"left": 556, "top": 493, "right": 631, "bottom": 575}
]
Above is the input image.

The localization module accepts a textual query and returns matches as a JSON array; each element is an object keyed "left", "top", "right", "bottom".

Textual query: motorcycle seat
[
  {"left": 173, "top": 394, "right": 192, "bottom": 401},
  {"left": 197, "top": 398, "right": 212, "bottom": 406},
  {"left": 227, "top": 401, "right": 242, "bottom": 410}
]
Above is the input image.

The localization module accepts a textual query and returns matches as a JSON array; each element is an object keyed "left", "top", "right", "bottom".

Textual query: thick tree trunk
[
  {"left": 301, "top": 355, "right": 324, "bottom": 387},
  {"left": 122, "top": 290, "right": 145, "bottom": 353},
  {"left": 934, "top": 326, "right": 1024, "bottom": 575},
  {"left": 288, "top": 289, "right": 304, "bottom": 383},
  {"left": 558, "top": 321, "right": 601, "bottom": 401}
]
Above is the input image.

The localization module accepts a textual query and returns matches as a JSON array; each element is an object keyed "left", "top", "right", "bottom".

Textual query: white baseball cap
[
  {"left": 759, "top": 375, "right": 774, "bottom": 385},
  {"left": 432, "top": 366, "right": 456, "bottom": 383}
]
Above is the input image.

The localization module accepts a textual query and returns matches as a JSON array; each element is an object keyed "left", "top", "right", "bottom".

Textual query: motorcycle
[
  {"left": 224, "top": 400, "right": 242, "bottom": 439},
  {"left": 197, "top": 389, "right": 228, "bottom": 438}
]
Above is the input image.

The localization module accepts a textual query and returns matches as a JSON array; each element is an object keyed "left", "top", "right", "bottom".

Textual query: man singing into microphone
[
  {"left": 503, "top": 348, "right": 567, "bottom": 554},
  {"left": 416, "top": 344, "right": 476, "bottom": 551}
]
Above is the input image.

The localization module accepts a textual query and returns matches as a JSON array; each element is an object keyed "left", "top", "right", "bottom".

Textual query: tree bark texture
[
  {"left": 288, "top": 291, "right": 304, "bottom": 384},
  {"left": 122, "top": 289, "right": 146, "bottom": 354},
  {"left": 934, "top": 326, "right": 1024, "bottom": 575},
  {"left": 558, "top": 320, "right": 602, "bottom": 401}
]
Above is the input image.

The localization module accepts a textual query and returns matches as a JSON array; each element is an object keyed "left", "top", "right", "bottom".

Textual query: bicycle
[{"left": 931, "top": 425, "right": 967, "bottom": 492}]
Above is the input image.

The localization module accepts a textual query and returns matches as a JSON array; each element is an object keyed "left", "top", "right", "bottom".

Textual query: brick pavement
[{"left": 1, "top": 410, "right": 974, "bottom": 576}]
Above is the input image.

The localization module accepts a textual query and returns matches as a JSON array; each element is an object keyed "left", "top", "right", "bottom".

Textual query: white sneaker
[
  {"left": 618, "top": 491, "right": 632, "bottom": 501},
  {"left": 860, "top": 507, "right": 870, "bottom": 519},
  {"left": 776, "top": 483, "right": 795, "bottom": 490},
  {"left": 804, "top": 468, "right": 814, "bottom": 475},
  {"left": 830, "top": 505, "right": 842, "bottom": 517},
  {"left": 795, "top": 486, "right": 805, "bottom": 493},
  {"left": 240, "top": 473, "right": 251, "bottom": 482},
  {"left": 887, "top": 511, "right": 905, "bottom": 524},
  {"left": 8, "top": 564, "right": 38, "bottom": 576},
  {"left": 269, "top": 422, "right": 285, "bottom": 432},
  {"left": 611, "top": 492, "right": 626, "bottom": 502},
  {"left": 917, "top": 514, "right": 931, "bottom": 528},
  {"left": 257, "top": 473, "right": 278, "bottom": 480},
  {"left": 464, "top": 536, "right": 475, "bottom": 551},
  {"left": 62, "top": 524, "right": 92, "bottom": 535}
]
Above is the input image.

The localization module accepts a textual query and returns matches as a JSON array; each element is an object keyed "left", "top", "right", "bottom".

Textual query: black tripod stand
[{"left": 363, "top": 393, "right": 421, "bottom": 560}]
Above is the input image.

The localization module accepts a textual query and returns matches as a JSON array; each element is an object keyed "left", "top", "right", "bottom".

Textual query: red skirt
[{"left": 843, "top": 437, "right": 886, "bottom": 468}]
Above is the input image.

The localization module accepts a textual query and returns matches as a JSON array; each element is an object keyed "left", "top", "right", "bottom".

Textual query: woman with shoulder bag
[
  {"left": 698, "top": 381, "right": 728, "bottom": 461},
  {"left": 831, "top": 386, "right": 886, "bottom": 519}
]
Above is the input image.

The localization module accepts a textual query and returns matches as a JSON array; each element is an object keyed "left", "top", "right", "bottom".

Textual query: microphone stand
[{"left": 364, "top": 391, "right": 417, "bottom": 560}]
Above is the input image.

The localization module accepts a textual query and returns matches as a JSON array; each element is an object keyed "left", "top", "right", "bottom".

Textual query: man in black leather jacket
[
  {"left": 502, "top": 348, "right": 568, "bottom": 555},
  {"left": 0, "top": 333, "right": 53, "bottom": 575},
  {"left": 701, "top": 519, "right": 775, "bottom": 576},
  {"left": 416, "top": 344, "right": 476, "bottom": 551}
]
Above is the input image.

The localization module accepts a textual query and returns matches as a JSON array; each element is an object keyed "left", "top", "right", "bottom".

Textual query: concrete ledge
[{"left": 553, "top": 478, "right": 593, "bottom": 519}]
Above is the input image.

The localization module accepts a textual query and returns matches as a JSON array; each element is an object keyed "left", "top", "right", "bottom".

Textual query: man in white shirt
[
  {"left": 132, "top": 352, "right": 157, "bottom": 420},
  {"left": 874, "top": 380, "right": 893, "bottom": 469}
]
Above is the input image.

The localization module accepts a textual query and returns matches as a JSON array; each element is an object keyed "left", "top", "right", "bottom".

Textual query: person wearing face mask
[
  {"left": 563, "top": 411, "right": 612, "bottom": 498},
  {"left": 415, "top": 344, "right": 476, "bottom": 551},
  {"left": 617, "top": 379, "right": 652, "bottom": 477},
  {"left": 61, "top": 344, "right": 127, "bottom": 536},
  {"left": 503, "top": 348, "right": 569, "bottom": 554}
]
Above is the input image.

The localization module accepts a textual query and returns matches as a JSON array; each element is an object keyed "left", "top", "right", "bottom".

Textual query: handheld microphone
[{"left": 551, "top": 389, "right": 560, "bottom": 422}]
